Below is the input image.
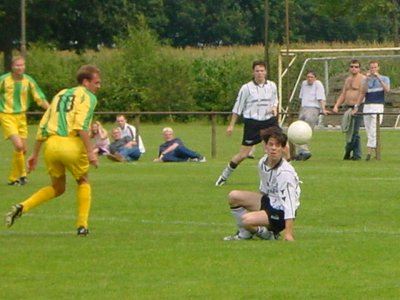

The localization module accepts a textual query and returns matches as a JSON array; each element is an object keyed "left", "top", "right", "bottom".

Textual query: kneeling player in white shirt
[{"left": 223, "top": 126, "right": 300, "bottom": 241}]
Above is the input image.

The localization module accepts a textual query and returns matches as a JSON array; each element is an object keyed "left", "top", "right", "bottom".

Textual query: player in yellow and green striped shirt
[
  {"left": 0, "top": 56, "right": 49, "bottom": 185},
  {"left": 5, "top": 65, "right": 101, "bottom": 236}
]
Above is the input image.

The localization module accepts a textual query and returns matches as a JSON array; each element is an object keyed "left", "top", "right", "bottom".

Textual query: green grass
[{"left": 1, "top": 123, "right": 400, "bottom": 299}]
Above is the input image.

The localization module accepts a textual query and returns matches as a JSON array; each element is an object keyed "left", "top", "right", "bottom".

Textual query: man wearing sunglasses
[{"left": 333, "top": 60, "right": 366, "bottom": 161}]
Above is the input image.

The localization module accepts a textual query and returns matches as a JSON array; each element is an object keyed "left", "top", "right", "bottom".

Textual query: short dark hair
[
  {"left": 306, "top": 70, "right": 317, "bottom": 77},
  {"left": 252, "top": 60, "right": 267, "bottom": 70},
  {"left": 76, "top": 65, "right": 101, "bottom": 84},
  {"left": 349, "top": 59, "right": 361, "bottom": 67},
  {"left": 260, "top": 126, "right": 287, "bottom": 147}
]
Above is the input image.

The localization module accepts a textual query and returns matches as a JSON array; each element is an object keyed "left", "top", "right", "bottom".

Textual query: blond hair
[{"left": 162, "top": 127, "right": 173, "bottom": 133}]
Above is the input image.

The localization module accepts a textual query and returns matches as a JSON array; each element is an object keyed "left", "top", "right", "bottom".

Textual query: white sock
[
  {"left": 256, "top": 226, "right": 273, "bottom": 240},
  {"left": 230, "top": 207, "right": 252, "bottom": 238},
  {"left": 221, "top": 164, "right": 234, "bottom": 180}
]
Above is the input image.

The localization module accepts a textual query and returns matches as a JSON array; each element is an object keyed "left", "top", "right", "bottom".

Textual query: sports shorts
[
  {"left": 44, "top": 135, "right": 89, "bottom": 180},
  {"left": 242, "top": 117, "right": 279, "bottom": 146},
  {"left": 260, "top": 194, "right": 285, "bottom": 234},
  {"left": 0, "top": 112, "right": 28, "bottom": 139}
]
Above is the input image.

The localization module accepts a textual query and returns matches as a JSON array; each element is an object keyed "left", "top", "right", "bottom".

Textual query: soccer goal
[{"left": 277, "top": 47, "right": 400, "bottom": 127}]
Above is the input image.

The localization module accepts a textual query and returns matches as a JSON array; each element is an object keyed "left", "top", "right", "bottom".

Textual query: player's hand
[
  {"left": 226, "top": 125, "right": 234, "bottom": 136},
  {"left": 88, "top": 152, "right": 98, "bottom": 168},
  {"left": 27, "top": 154, "right": 38, "bottom": 173},
  {"left": 283, "top": 234, "right": 295, "bottom": 241}
]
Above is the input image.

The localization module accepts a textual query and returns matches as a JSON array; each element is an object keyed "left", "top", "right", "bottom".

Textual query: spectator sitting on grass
[
  {"left": 90, "top": 121, "right": 110, "bottom": 156},
  {"left": 107, "top": 127, "right": 141, "bottom": 162},
  {"left": 153, "top": 127, "right": 206, "bottom": 163}
]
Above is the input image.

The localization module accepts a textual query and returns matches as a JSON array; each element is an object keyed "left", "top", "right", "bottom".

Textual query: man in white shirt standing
[
  {"left": 215, "top": 60, "right": 279, "bottom": 186},
  {"left": 294, "top": 71, "right": 328, "bottom": 161},
  {"left": 115, "top": 114, "right": 146, "bottom": 155}
]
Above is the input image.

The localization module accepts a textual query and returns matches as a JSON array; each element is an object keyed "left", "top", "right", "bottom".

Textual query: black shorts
[
  {"left": 242, "top": 117, "right": 279, "bottom": 146},
  {"left": 260, "top": 194, "right": 285, "bottom": 234}
]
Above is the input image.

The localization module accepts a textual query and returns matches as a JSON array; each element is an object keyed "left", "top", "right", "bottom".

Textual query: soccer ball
[{"left": 287, "top": 120, "right": 312, "bottom": 145}]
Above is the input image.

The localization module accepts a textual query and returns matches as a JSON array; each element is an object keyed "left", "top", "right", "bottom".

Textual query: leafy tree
[
  {"left": 0, "top": 1, "right": 21, "bottom": 70},
  {"left": 313, "top": 0, "right": 397, "bottom": 43}
]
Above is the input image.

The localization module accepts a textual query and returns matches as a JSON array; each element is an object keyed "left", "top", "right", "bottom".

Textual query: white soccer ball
[{"left": 287, "top": 120, "right": 312, "bottom": 145}]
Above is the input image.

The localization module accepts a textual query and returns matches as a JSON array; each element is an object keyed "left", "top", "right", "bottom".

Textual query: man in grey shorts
[{"left": 294, "top": 70, "right": 328, "bottom": 161}]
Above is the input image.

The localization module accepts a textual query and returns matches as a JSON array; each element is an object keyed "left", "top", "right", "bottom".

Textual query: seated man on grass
[
  {"left": 223, "top": 127, "right": 301, "bottom": 241},
  {"left": 107, "top": 127, "right": 141, "bottom": 162},
  {"left": 153, "top": 127, "right": 206, "bottom": 163}
]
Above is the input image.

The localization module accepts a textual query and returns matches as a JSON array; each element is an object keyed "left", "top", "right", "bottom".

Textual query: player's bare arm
[
  {"left": 78, "top": 130, "right": 98, "bottom": 168},
  {"left": 226, "top": 113, "right": 239, "bottom": 136},
  {"left": 27, "top": 140, "right": 43, "bottom": 173},
  {"left": 283, "top": 218, "right": 295, "bottom": 241}
]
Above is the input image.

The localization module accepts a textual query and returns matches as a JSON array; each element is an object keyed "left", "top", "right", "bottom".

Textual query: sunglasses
[{"left": 350, "top": 65, "right": 360, "bottom": 68}]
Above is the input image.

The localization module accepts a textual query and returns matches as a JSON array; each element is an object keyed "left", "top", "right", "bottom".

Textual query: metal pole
[
  {"left": 376, "top": 113, "right": 381, "bottom": 160},
  {"left": 264, "top": 0, "right": 270, "bottom": 68},
  {"left": 211, "top": 115, "right": 217, "bottom": 159},
  {"left": 284, "top": 0, "right": 295, "bottom": 159},
  {"left": 21, "top": 0, "right": 27, "bottom": 57},
  {"left": 285, "top": 0, "right": 290, "bottom": 98}
]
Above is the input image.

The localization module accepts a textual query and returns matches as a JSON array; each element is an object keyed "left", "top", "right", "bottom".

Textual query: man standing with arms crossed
[
  {"left": 5, "top": 65, "right": 101, "bottom": 236},
  {"left": 357, "top": 60, "right": 390, "bottom": 161},
  {"left": 0, "top": 56, "right": 49, "bottom": 185},
  {"left": 215, "top": 60, "right": 279, "bottom": 186},
  {"left": 333, "top": 60, "right": 366, "bottom": 160}
]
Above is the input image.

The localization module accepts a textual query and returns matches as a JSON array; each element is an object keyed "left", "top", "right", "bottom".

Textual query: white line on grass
[{"left": 1, "top": 213, "right": 399, "bottom": 236}]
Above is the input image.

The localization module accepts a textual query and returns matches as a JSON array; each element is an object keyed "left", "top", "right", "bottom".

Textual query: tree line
[{"left": 1, "top": 0, "right": 399, "bottom": 68}]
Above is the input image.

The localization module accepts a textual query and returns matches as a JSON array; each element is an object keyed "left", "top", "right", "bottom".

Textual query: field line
[{"left": 1, "top": 213, "right": 399, "bottom": 236}]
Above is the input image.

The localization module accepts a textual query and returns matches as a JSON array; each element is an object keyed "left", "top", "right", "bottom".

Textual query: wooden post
[
  {"left": 211, "top": 114, "right": 217, "bottom": 159},
  {"left": 21, "top": 0, "right": 27, "bottom": 57}
]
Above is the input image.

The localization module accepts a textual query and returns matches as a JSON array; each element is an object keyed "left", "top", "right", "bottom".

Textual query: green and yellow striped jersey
[
  {"left": 0, "top": 73, "right": 47, "bottom": 113},
  {"left": 37, "top": 86, "right": 97, "bottom": 140}
]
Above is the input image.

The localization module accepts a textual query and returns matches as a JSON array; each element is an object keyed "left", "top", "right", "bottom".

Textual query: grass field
[{"left": 1, "top": 123, "right": 400, "bottom": 299}]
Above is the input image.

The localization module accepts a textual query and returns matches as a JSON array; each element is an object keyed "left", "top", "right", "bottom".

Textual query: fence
[{"left": 27, "top": 111, "right": 397, "bottom": 160}]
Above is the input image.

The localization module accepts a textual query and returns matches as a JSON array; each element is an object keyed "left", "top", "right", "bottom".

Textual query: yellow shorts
[
  {"left": 44, "top": 135, "right": 89, "bottom": 180},
  {"left": 0, "top": 113, "right": 28, "bottom": 139}
]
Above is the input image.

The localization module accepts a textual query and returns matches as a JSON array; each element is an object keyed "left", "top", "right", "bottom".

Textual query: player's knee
[
  {"left": 241, "top": 214, "right": 252, "bottom": 226},
  {"left": 228, "top": 190, "right": 241, "bottom": 205}
]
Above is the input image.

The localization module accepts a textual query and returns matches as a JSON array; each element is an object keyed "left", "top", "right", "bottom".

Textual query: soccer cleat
[
  {"left": 215, "top": 176, "right": 227, "bottom": 187},
  {"left": 255, "top": 229, "right": 276, "bottom": 240},
  {"left": 19, "top": 176, "right": 28, "bottom": 186},
  {"left": 366, "top": 154, "right": 371, "bottom": 161},
  {"left": 7, "top": 180, "right": 20, "bottom": 186},
  {"left": 198, "top": 156, "right": 207, "bottom": 162},
  {"left": 5, "top": 204, "right": 23, "bottom": 227},
  {"left": 77, "top": 226, "right": 89, "bottom": 236},
  {"left": 294, "top": 152, "right": 312, "bottom": 161},
  {"left": 223, "top": 233, "right": 252, "bottom": 241}
]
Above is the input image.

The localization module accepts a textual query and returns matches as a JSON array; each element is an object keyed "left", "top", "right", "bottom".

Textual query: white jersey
[
  {"left": 232, "top": 80, "right": 278, "bottom": 121},
  {"left": 120, "top": 123, "right": 146, "bottom": 154},
  {"left": 299, "top": 79, "right": 326, "bottom": 109},
  {"left": 258, "top": 155, "right": 300, "bottom": 219}
]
